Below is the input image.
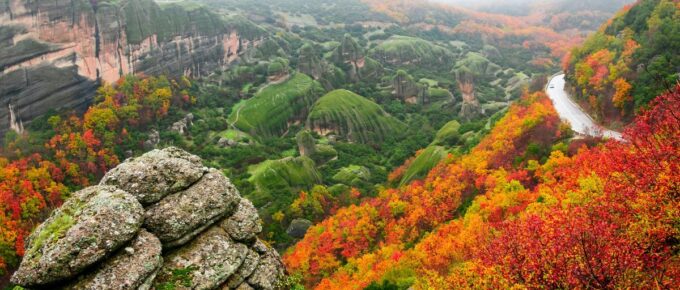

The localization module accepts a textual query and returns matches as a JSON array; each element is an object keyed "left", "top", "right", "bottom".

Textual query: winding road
[{"left": 546, "top": 74, "right": 623, "bottom": 140}]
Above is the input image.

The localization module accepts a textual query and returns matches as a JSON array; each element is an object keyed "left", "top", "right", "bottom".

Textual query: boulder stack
[{"left": 11, "top": 147, "right": 286, "bottom": 290}]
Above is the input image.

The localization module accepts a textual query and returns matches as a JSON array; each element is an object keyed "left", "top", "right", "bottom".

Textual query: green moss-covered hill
[
  {"left": 228, "top": 73, "right": 325, "bottom": 137},
  {"left": 371, "top": 35, "right": 455, "bottom": 69},
  {"left": 453, "top": 52, "right": 503, "bottom": 79},
  {"left": 398, "top": 145, "right": 449, "bottom": 186},
  {"left": 307, "top": 89, "right": 406, "bottom": 144},
  {"left": 247, "top": 156, "right": 321, "bottom": 208}
]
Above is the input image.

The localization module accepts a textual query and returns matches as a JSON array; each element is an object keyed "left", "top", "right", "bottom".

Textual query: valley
[{"left": 0, "top": 0, "right": 678, "bottom": 289}]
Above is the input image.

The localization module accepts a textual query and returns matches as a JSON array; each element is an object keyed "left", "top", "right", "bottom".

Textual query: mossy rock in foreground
[{"left": 11, "top": 186, "right": 145, "bottom": 286}]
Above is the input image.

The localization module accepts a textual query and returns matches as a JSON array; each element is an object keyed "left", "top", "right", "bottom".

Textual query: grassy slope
[
  {"left": 229, "top": 73, "right": 324, "bottom": 137},
  {"left": 453, "top": 52, "right": 502, "bottom": 77},
  {"left": 307, "top": 89, "right": 406, "bottom": 143},
  {"left": 247, "top": 156, "right": 322, "bottom": 207},
  {"left": 371, "top": 35, "right": 455, "bottom": 67},
  {"left": 431, "top": 120, "right": 461, "bottom": 146},
  {"left": 399, "top": 146, "right": 448, "bottom": 186}
]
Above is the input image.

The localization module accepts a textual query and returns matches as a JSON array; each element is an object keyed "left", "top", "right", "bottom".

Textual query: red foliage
[
  {"left": 287, "top": 86, "right": 680, "bottom": 289},
  {"left": 0, "top": 75, "right": 194, "bottom": 277}
]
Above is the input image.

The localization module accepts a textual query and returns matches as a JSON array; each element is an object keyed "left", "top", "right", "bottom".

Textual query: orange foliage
[
  {"left": 0, "top": 75, "right": 193, "bottom": 277},
  {"left": 612, "top": 78, "right": 632, "bottom": 109},
  {"left": 287, "top": 85, "right": 680, "bottom": 289},
  {"left": 284, "top": 92, "right": 562, "bottom": 288}
]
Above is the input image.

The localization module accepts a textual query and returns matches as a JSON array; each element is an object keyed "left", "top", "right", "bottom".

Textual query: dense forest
[
  {"left": 0, "top": 0, "right": 678, "bottom": 289},
  {"left": 564, "top": 0, "right": 679, "bottom": 126}
]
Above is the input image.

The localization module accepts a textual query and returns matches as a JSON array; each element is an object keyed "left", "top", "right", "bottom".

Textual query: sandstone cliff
[
  {"left": 11, "top": 147, "right": 286, "bottom": 290},
  {"left": 0, "top": 0, "right": 265, "bottom": 134}
]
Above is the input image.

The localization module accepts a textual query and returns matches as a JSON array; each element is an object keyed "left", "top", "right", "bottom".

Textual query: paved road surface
[{"left": 546, "top": 74, "right": 622, "bottom": 140}]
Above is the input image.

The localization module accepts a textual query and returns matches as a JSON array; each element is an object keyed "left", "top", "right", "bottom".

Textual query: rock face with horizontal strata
[
  {"left": 11, "top": 147, "right": 286, "bottom": 290},
  {"left": 0, "top": 0, "right": 265, "bottom": 135}
]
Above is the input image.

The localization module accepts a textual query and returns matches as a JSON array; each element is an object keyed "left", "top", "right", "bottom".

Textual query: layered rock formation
[
  {"left": 330, "top": 34, "right": 383, "bottom": 82},
  {"left": 453, "top": 65, "right": 483, "bottom": 121},
  {"left": 0, "top": 0, "right": 265, "bottom": 134},
  {"left": 11, "top": 147, "right": 285, "bottom": 289},
  {"left": 391, "top": 70, "right": 428, "bottom": 104},
  {"left": 297, "top": 44, "right": 345, "bottom": 90}
]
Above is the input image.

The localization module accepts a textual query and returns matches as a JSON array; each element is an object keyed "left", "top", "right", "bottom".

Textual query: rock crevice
[{"left": 11, "top": 147, "right": 286, "bottom": 290}]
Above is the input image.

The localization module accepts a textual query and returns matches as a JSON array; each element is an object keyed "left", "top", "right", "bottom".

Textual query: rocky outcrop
[
  {"left": 453, "top": 67, "right": 482, "bottom": 121},
  {"left": 297, "top": 44, "right": 345, "bottom": 90},
  {"left": 143, "top": 129, "right": 160, "bottom": 150},
  {"left": 144, "top": 169, "right": 241, "bottom": 247},
  {"left": 221, "top": 199, "right": 262, "bottom": 242},
  {"left": 11, "top": 185, "right": 145, "bottom": 287},
  {"left": 307, "top": 89, "right": 406, "bottom": 144},
  {"left": 169, "top": 113, "right": 194, "bottom": 136},
  {"left": 391, "top": 70, "right": 428, "bottom": 104},
  {"left": 330, "top": 34, "right": 383, "bottom": 82},
  {"left": 296, "top": 130, "right": 317, "bottom": 158},
  {"left": 100, "top": 147, "right": 206, "bottom": 205},
  {"left": 286, "top": 219, "right": 313, "bottom": 239},
  {"left": 297, "top": 44, "right": 325, "bottom": 80},
  {"left": 11, "top": 147, "right": 286, "bottom": 289},
  {"left": 0, "top": 0, "right": 265, "bottom": 134},
  {"left": 370, "top": 35, "right": 455, "bottom": 69},
  {"left": 63, "top": 230, "right": 163, "bottom": 290}
]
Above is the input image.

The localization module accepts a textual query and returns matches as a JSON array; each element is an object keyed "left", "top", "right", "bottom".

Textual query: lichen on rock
[
  {"left": 154, "top": 227, "right": 248, "bottom": 290},
  {"left": 246, "top": 244, "right": 286, "bottom": 290},
  {"left": 11, "top": 147, "right": 286, "bottom": 290},
  {"left": 63, "top": 229, "right": 163, "bottom": 290},
  {"left": 224, "top": 248, "right": 260, "bottom": 288},
  {"left": 100, "top": 147, "right": 207, "bottom": 205},
  {"left": 11, "top": 185, "right": 145, "bottom": 286},
  {"left": 144, "top": 169, "right": 241, "bottom": 247},
  {"left": 221, "top": 198, "right": 263, "bottom": 242}
]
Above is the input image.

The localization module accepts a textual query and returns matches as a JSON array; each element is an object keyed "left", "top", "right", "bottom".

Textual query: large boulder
[
  {"left": 100, "top": 147, "right": 206, "bottom": 205},
  {"left": 143, "top": 129, "right": 160, "bottom": 150},
  {"left": 220, "top": 198, "right": 262, "bottom": 242},
  {"left": 224, "top": 249, "right": 260, "bottom": 288},
  {"left": 63, "top": 230, "right": 163, "bottom": 290},
  {"left": 11, "top": 147, "right": 287, "bottom": 289},
  {"left": 247, "top": 245, "right": 286, "bottom": 290},
  {"left": 11, "top": 186, "right": 144, "bottom": 286},
  {"left": 154, "top": 227, "right": 248, "bottom": 290},
  {"left": 144, "top": 169, "right": 241, "bottom": 247},
  {"left": 286, "top": 219, "right": 313, "bottom": 239}
]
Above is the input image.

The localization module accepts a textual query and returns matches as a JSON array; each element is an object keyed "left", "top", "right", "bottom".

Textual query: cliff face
[
  {"left": 0, "top": 0, "right": 264, "bottom": 134},
  {"left": 11, "top": 147, "right": 286, "bottom": 290}
]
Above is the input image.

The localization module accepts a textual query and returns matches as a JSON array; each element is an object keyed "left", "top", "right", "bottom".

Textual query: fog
[
  {"left": 431, "top": 0, "right": 549, "bottom": 7},
  {"left": 430, "top": 0, "right": 635, "bottom": 15},
  {"left": 430, "top": 0, "right": 542, "bottom": 8}
]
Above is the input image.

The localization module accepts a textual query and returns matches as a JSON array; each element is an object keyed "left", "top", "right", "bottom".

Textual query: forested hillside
[
  {"left": 285, "top": 74, "right": 679, "bottom": 290},
  {"left": 1, "top": 0, "right": 673, "bottom": 288},
  {"left": 564, "top": 0, "right": 679, "bottom": 126}
]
